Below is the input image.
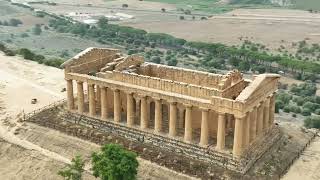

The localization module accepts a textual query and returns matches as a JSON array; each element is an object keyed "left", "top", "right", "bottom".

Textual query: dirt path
[{"left": 282, "top": 135, "right": 320, "bottom": 180}]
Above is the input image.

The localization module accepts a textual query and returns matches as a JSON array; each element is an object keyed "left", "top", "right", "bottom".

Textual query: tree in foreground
[
  {"left": 58, "top": 155, "right": 85, "bottom": 180},
  {"left": 91, "top": 144, "right": 139, "bottom": 180}
]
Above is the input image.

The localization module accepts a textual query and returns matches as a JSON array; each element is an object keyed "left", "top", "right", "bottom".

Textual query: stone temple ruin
[{"left": 61, "top": 47, "right": 280, "bottom": 172}]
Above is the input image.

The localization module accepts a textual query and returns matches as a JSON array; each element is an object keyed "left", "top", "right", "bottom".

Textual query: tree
[
  {"left": 33, "top": 24, "right": 42, "bottom": 35},
  {"left": 9, "top": 18, "right": 22, "bottom": 26},
  {"left": 151, "top": 56, "right": 161, "bottom": 64},
  {"left": 179, "top": 16, "right": 185, "bottom": 20},
  {"left": 91, "top": 144, "right": 138, "bottom": 180},
  {"left": 304, "top": 116, "right": 320, "bottom": 129},
  {"left": 19, "top": 48, "right": 35, "bottom": 60},
  {"left": 98, "top": 17, "right": 108, "bottom": 29},
  {"left": 122, "top": 4, "right": 128, "bottom": 8},
  {"left": 161, "top": 8, "right": 166, "bottom": 13},
  {"left": 168, "top": 58, "right": 177, "bottom": 66},
  {"left": 58, "top": 155, "right": 85, "bottom": 180}
]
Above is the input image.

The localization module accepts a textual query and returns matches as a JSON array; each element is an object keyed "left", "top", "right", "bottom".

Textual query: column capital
[
  {"left": 199, "top": 107, "right": 209, "bottom": 111},
  {"left": 168, "top": 101, "right": 177, "bottom": 105},
  {"left": 183, "top": 103, "right": 193, "bottom": 108},
  {"left": 99, "top": 85, "right": 107, "bottom": 89},
  {"left": 76, "top": 80, "right": 83, "bottom": 84}
]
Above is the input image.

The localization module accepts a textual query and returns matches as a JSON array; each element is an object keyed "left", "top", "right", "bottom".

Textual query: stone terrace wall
[{"left": 111, "top": 71, "right": 220, "bottom": 98}]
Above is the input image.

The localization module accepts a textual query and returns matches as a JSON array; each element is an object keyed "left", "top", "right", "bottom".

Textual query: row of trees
[
  {"left": 58, "top": 144, "right": 138, "bottom": 180},
  {"left": 0, "top": 43, "right": 63, "bottom": 68},
  {"left": 0, "top": 18, "right": 23, "bottom": 27}
]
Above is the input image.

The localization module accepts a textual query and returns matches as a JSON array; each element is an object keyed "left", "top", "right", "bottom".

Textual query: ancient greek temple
[{"left": 61, "top": 47, "right": 279, "bottom": 158}]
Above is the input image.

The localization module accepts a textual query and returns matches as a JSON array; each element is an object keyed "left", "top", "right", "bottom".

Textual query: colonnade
[{"left": 66, "top": 79, "right": 276, "bottom": 157}]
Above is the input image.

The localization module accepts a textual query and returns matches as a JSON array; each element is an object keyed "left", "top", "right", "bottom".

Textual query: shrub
[
  {"left": 283, "top": 106, "right": 290, "bottom": 113},
  {"left": 151, "top": 56, "right": 161, "bottom": 64},
  {"left": 315, "top": 109, "right": 320, "bottom": 115},
  {"left": 32, "top": 24, "right": 42, "bottom": 35},
  {"left": 302, "top": 108, "right": 312, "bottom": 116},
  {"left": 304, "top": 116, "right": 320, "bottom": 129},
  {"left": 303, "top": 102, "right": 320, "bottom": 111}
]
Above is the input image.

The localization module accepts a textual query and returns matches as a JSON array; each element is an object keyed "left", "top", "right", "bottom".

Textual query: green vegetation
[
  {"left": 304, "top": 116, "right": 320, "bottom": 129},
  {"left": 276, "top": 83, "right": 320, "bottom": 119},
  {"left": 91, "top": 144, "right": 139, "bottom": 180},
  {"left": 0, "top": 42, "right": 64, "bottom": 68},
  {"left": 58, "top": 155, "right": 85, "bottom": 180},
  {"left": 47, "top": 17, "right": 320, "bottom": 79},
  {"left": 32, "top": 24, "right": 42, "bottom": 35},
  {"left": 0, "top": 18, "right": 22, "bottom": 27},
  {"left": 292, "top": 0, "right": 320, "bottom": 11}
]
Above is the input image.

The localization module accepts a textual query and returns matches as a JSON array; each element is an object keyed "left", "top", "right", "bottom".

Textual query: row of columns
[
  {"left": 232, "top": 95, "right": 276, "bottom": 157},
  {"left": 66, "top": 79, "right": 276, "bottom": 158}
]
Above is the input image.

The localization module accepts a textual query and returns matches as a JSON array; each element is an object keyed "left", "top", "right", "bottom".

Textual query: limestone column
[
  {"left": 135, "top": 98, "right": 141, "bottom": 124},
  {"left": 96, "top": 85, "right": 101, "bottom": 105},
  {"left": 244, "top": 113, "right": 250, "bottom": 148},
  {"left": 233, "top": 116, "right": 245, "bottom": 157},
  {"left": 126, "top": 92, "right": 134, "bottom": 127},
  {"left": 154, "top": 99, "right": 162, "bottom": 133},
  {"left": 184, "top": 105, "right": 193, "bottom": 142},
  {"left": 77, "top": 81, "right": 84, "bottom": 114},
  {"left": 100, "top": 87, "right": 108, "bottom": 120},
  {"left": 66, "top": 79, "right": 74, "bottom": 110},
  {"left": 88, "top": 84, "right": 96, "bottom": 116},
  {"left": 269, "top": 94, "right": 276, "bottom": 126},
  {"left": 113, "top": 89, "right": 121, "bottom": 122},
  {"left": 256, "top": 103, "right": 264, "bottom": 135},
  {"left": 140, "top": 96, "right": 148, "bottom": 129},
  {"left": 200, "top": 108, "right": 209, "bottom": 146},
  {"left": 169, "top": 102, "right": 177, "bottom": 137},
  {"left": 249, "top": 107, "right": 257, "bottom": 142},
  {"left": 216, "top": 113, "right": 226, "bottom": 151},
  {"left": 263, "top": 98, "right": 270, "bottom": 130}
]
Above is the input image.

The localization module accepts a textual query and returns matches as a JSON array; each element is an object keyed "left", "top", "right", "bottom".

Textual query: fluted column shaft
[
  {"left": 250, "top": 107, "right": 257, "bottom": 142},
  {"left": 96, "top": 85, "right": 101, "bottom": 105},
  {"left": 67, "top": 79, "right": 74, "bottom": 110},
  {"left": 169, "top": 102, "right": 177, "bottom": 137},
  {"left": 154, "top": 99, "right": 162, "bottom": 133},
  {"left": 257, "top": 104, "right": 264, "bottom": 135},
  {"left": 244, "top": 113, "right": 250, "bottom": 147},
  {"left": 100, "top": 87, "right": 108, "bottom": 120},
  {"left": 269, "top": 95, "right": 276, "bottom": 126},
  {"left": 200, "top": 109, "right": 209, "bottom": 146},
  {"left": 140, "top": 97, "right": 148, "bottom": 129},
  {"left": 216, "top": 113, "right": 226, "bottom": 150},
  {"left": 263, "top": 98, "right": 270, "bottom": 130},
  {"left": 233, "top": 116, "right": 245, "bottom": 157},
  {"left": 113, "top": 89, "right": 121, "bottom": 122},
  {"left": 127, "top": 93, "right": 134, "bottom": 127},
  {"left": 88, "top": 84, "right": 96, "bottom": 116},
  {"left": 77, "top": 81, "right": 84, "bottom": 113},
  {"left": 184, "top": 105, "right": 193, "bottom": 142}
]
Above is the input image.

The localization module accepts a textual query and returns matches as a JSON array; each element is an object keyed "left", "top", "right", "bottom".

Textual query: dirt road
[{"left": 282, "top": 136, "right": 320, "bottom": 180}]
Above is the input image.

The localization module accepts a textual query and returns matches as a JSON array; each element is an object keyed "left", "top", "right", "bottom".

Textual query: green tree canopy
[
  {"left": 91, "top": 144, "right": 139, "bottom": 180},
  {"left": 58, "top": 155, "right": 85, "bottom": 180}
]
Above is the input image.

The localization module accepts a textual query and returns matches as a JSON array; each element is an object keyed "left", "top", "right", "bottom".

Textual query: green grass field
[{"left": 292, "top": 0, "right": 320, "bottom": 11}]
